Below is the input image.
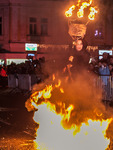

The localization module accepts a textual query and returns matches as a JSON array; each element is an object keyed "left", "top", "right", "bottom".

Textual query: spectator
[
  {"left": 0, "top": 66, "right": 7, "bottom": 77},
  {"left": 99, "top": 60, "right": 110, "bottom": 85},
  {"left": 108, "top": 64, "right": 113, "bottom": 75},
  {"left": 88, "top": 63, "right": 99, "bottom": 75},
  {"left": 100, "top": 52, "right": 110, "bottom": 64},
  {"left": 6, "top": 57, "right": 49, "bottom": 84},
  {"left": 109, "top": 56, "right": 113, "bottom": 65},
  {"left": 0, "top": 66, "right": 8, "bottom": 87}
]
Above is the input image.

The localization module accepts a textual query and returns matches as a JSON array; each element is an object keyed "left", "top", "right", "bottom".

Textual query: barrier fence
[
  {"left": 96, "top": 75, "right": 113, "bottom": 101},
  {"left": 8, "top": 74, "right": 113, "bottom": 101}
]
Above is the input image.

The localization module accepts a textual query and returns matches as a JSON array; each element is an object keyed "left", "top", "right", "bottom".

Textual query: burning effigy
[
  {"left": 65, "top": 0, "right": 98, "bottom": 40},
  {"left": 25, "top": 0, "right": 113, "bottom": 150}
]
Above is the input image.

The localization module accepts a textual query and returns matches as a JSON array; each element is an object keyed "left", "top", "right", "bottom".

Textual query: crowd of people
[
  {"left": 66, "top": 38, "right": 113, "bottom": 79},
  {"left": 64, "top": 38, "right": 113, "bottom": 90},
  {"left": 7, "top": 57, "right": 45, "bottom": 75},
  {"left": 89, "top": 52, "right": 113, "bottom": 77},
  {"left": 0, "top": 39, "right": 113, "bottom": 88},
  {"left": 0, "top": 57, "right": 48, "bottom": 87}
]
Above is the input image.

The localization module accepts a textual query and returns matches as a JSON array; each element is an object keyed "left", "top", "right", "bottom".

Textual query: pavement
[
  {"left": 0, "top": 138, "right": 38, "bottom": 150},
  {"left": 0, "top": 87, "right": 38, "bottom": 149}
]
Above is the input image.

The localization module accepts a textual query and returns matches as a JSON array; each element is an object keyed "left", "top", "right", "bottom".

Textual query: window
[
  {"left": 94, "top": 27, "right": 103, "bottom": 39},
  {"left": 0, "top": 17, "right": 2, "bottom": 35},
  {"left": 41, "top": 18, "right": 48, "bottom": 35},
  {"left": 29, "top": 17, "right": 37, "bottom": 35}
]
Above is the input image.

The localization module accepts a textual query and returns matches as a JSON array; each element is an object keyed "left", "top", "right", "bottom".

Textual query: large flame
[
  {"left": 25, "top": 73, "right": 113, "bottom": 150},
  {"left": 65, "top": 0, "right": 98, "bottom": 21},
  {"left": 33, "top": 101, "right": 112, "bottom": 150}
]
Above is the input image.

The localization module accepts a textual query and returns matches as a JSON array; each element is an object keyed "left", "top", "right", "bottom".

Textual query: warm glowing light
[
  {"left": 63, "top": 105, "right": 74, "bottom": 121},
  {"left": 63, "top": 67, "right": 66, "bottom": 73},
  {"left": 69, "top": 55, "right": 74, "bottom": 62},
  {"left": 55, "top": 79, "right": 61, "bottom": 88},
  {"left": 25, "top": 71, "right": 111, "bottom": 150},
  {"left": 26, "top": 78, "right": 64, "bottom": 111},
  {"left": 31, "top": 101, "right": 39, "bottom": 110},
  {"left": 43, "top": 85, "right": 52, "bottom": 99},
  {"left": 39, "top": 85, "right": 52, "bottom": 100},
  {"left": 88, "top": 7, "right": 98, "bottom": 20},
  {"left": 52, "top": 74, "right": 55, "bottom": 81},
  {"left": 77, "top": 0, "right": 81, "bottom": 7},
  {"left": 60, "top": 88, "right": 64, "bottom": 93},
  {"left": 65, "top": 0, "right": 98, "bottom": 21},
  {"left": 33, "top": 102, "right": 112, "bottom": 150},
  {"left": 77, "top": 0, "right": 92, "bottom": 18},
  {"left": 65, "top": 5, "right": 75, "bottom": 17}
]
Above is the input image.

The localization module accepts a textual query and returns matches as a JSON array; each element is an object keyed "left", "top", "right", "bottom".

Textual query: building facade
[{"left": 0, "top": 0, "right": 113, "bottom": 65}]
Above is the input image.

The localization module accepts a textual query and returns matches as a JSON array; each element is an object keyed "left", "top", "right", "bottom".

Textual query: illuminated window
[
  {"left": 0, "top": 17, "right": 2, "bottom": 35},
  {"left": 29, "top": 17, "right": 37, "bottom": 35},
  {"left": 41, "top": 18, "right": 48, "bottom": 35}
]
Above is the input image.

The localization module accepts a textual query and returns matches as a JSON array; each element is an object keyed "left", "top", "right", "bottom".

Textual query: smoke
[
  {"left": 49, "top": 72, "right": 112, "bottom": 123},
  {"left": 26, "top": 64, "right": 113, "bottom": 127}
]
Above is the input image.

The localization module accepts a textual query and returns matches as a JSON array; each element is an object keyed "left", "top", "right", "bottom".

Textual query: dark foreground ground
[{"left": 0, "top": 87, "right": 39, "bottom": 149}]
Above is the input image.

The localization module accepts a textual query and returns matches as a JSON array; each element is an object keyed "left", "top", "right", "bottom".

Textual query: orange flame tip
[{"left": 65, "top": 5, "right": 75, "bottom": 17}]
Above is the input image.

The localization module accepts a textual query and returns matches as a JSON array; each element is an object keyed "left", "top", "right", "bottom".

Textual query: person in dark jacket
[{"left": 67, "top": 38, "right": 90, "bottom": 78}]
